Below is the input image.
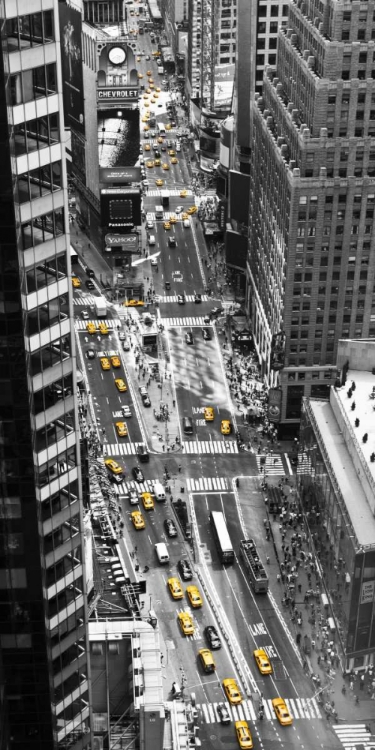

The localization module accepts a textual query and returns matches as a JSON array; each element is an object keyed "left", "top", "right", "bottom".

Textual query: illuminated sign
[
  {"left": 100, "top": 167, "right": 141, "bottom": 184},
  {"left": 97, "top": 87, "right": 138, "bottom": 101}
]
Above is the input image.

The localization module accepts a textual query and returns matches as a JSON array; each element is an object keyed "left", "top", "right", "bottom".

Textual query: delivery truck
[{"left": 94, "top": 297, "right": 107, "bottom": 317}]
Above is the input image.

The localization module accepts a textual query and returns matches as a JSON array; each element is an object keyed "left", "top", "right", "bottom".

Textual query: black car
[
  {"left": 211, "top": 307, "right": 224, "bottom": 318},
  {"left": 194, "top": 293, "right": 202, "bottom": 303},
  {"left": 168, "top": 236, "right": 176, "bottom": 247},
  {"left": 202, "top": 327, "right": 212, "bottom": 341},
  {"left": 142, "top": 394, "right": 151, "bottom": 407},
  {"left": 178, "top": 295, "right": 185, "bottom": 305},
  {"left": 217, "top": 702, "right": 231, "bottom": 725},
  {"left": 178, "top": 558, "right": 193, "bottom": 581},
  {"left": 86, "top": 280, "right": 95, "bottom": 290},
  {"left": 132, "top": 467, "right": 144, "bottom": 483},
  {"left": 185, "top": 332, "right": 194, "bottom": 345},
  {"left": 87, "top": 348, "right": 95, "bottom": 359},
  {"left": 85, "top": 267, "right": 95, "bottom": 278},
  {"left": 137, "top": 444, "right": 150, "bottom": 463},
  {"left": 161, "top": 144, "right": 167, "bottom": 151},
  {"left": 164, "top": 518, "right": 178, "bottom": 538},
  {"left": 204, "top": 625, "right": 222, "bottom": 650}
]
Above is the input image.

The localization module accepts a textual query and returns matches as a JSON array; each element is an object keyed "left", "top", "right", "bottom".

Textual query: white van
[
  {"left": 155, "top": 542, "right": 169, "bottom": 564},
  {"left": 153, "top": 481, "right": 166, "bottom": 501},
  {"left": 148, "top": 235, "right": 156, "bottom": 245},
  {"left": 183, "top": 219, "right": 190, "bottom": 228}
]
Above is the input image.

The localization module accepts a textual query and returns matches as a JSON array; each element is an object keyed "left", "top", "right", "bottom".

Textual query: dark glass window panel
[
  {"left": 31, "top": 13, "right": 43, "bottom": 45},
  {"left": 29, "top": 168, "right": 41, "bottom": 200},
  {"left": 14, "top": 123, "right": 26, "bottom": 155},
  {"left": 46, "top": 63, "right": 57, "bottom": 94},
  {"left": 43, "top": 10, "right": 54, "bottom": 42},
  {"left": 10, "top": 73, "right": 22, "bottom": 104},
  {"left": 17, "top": 174, "right": 30, "bottom": 204},
  {"left": 38, "top": 116, "right": 49, "bottom": 147},
  {"left": 19, "top": 15, "right": 32, "bottom": 48},
  {"left": 32, "top": 65, "right": 46, "bottom": 98},
  {"left": 49, "top": 113, "right": 59, "bottom": 143},
  {"left": 52, "top": 161, "right": 61, "bottom": 190},
  {"left": 26, "top": 119, "right": 39, "bottom": 152},
  {"left": 6, "top": 18, "right": 19, "bottom": 51},
  {"left": 40, "top": 164, "right": 52, "bottom": 195}
]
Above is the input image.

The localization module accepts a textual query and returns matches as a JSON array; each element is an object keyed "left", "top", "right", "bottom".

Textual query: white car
[
  {"left": 122, "top": 405, "right": 132, "bottom": 417},
  {"left": 151, "top": 257, "right": 158, "bottom": 266},
  {"left": 175, "top": 206, "right": 184, "bottom": 214},
  {"left": 81, "top": 310, "right": 89, "bottom": 320},
  {"left": 122, "top": 338, "right": 131, "bottom": 351},
  {"left": 146, "top": 220, "right": 154, "bottom": 229}
]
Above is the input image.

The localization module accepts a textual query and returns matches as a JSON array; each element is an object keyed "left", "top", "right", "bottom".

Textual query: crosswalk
[
  {"left": 198, "top": 696, "right": 322, "bottom": 724},
  {"left": 75, "top": 319, "right": 119, "bottom": 331},
  {"left": 333, "top": 723, "right": 374, "bottom": 749},
  {"left": 182, "top": 440, "right": 238, "bottom": 455},
  {"left": 103, "top": 443, "right": 144, "bottom": 457},
  {"left": 186, "top": 477, "right": 229, "bottom": 492},
  {"left": 161, "top": 317, "right": 213, "bottom": 328},
  {"left": 157, "top": 294, "right": 209, "bottom": 304},
  {"left": 146, "top": 189, "right": 193, "bottom": 197},
  {"left": 73, "top": 295, "right": 97, "bottom": 306},
  {"left": 107, "top": 477, "right": 163, "bottom": 495},
  {"left": 256, "top": 454, "right": 285, "bottom": 476}
]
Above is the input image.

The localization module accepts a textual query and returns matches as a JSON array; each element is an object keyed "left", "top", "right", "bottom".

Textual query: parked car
[{"left": 164, "top": 518, "right": 178, "bottom": 538}]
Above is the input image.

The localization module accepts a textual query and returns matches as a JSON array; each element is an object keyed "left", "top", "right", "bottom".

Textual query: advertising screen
[
  {"left": 58, "top": 3, "right": 85, "bottom": 135},
  {"left": 101, "top": 188, "right": 141, "bottom": 230}
]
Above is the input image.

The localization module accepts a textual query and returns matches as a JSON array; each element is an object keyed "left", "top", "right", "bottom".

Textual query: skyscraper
[
  {"left": 0, "top": 3, "right": 91, "bottom": 747},
  {"left": 248, "top": 0, "right": 375, "bottom": 434}
]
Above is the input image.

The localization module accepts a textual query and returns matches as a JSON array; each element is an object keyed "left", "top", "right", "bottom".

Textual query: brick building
[{"left": 248, "top": 0, "right": 375, "bottom": 435}]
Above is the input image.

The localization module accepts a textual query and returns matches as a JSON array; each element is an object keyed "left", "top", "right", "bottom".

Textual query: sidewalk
[{"left": 247, "top": 471, "right": 375, "bottom": 730}]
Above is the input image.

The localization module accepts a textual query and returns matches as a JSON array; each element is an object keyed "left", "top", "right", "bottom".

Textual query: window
[
  {"left": 359, "top": 52, "right": 367, "bottom": 64},
  {"left": 270, "top": 5, "right": 279, "bottom": 15},
  {"left": 14, "top": 113, "right": 59, "bottom": 156},
  {"left": 17, "top": 161, "right": 62, "bottom": 204},
  {"left": 343, "top": 11, "right": 351, "bottom": 21},
  {"left": 328, "top": 95, "right": 336, "bottom": 104},
  {"left": 6, "top": 10, "right": 54, "bottom": 51},
  {"left": 358, "top": 29, "right": 366, "bottom": 40},
  {"left": 342, "top": 31, "right": 350, "bottom": 41},
  {"left": 10, "top": 63, "right": 57, "bottom": 105},
  {"left": 258, "top": 21, "right": 266, "bottom": 33}
]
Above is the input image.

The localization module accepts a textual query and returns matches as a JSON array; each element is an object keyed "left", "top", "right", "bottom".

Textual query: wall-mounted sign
[
  {"left": 100, "top": 167, "right": 141, "bottom": 184},
  {"left": 97, "top": 87, "right": 138, "bottom": 101}
]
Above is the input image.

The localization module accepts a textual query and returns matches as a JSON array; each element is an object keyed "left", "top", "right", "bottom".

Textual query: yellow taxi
[
  {"left": 171, "top": 157, "right": 178, "bottom": 164},
  {"left": 146, "top": 70, "right": 152, "bottom": 76},
  {"left": 124, "top": 299, "right": 144, "bottom": 307},
  {"left": 111, "top": 356, "right": 121, "bottom": 368},
  {"left": 146, "top": 88, "right": 152, "bottom": 94},
  {"left": 187, "top": 205, "right": 198, "bottom": 215},
  {"left": 72, "top": 276, "right": 81, "bottom": 288},
  {"left": 169, "top": 215, "right": 177, "bottom": 224},
  {"left": 116, "top": 421, "right": 128, "bottom": 438},
  {"left": 272, "top": 698, "right": 293, "bottom": 726},
  {"left": 98, "top": 322, "right": 109, "bottom": 335},
  {"left": 141, "top": 115, "right": 149, "bottom": 123},
  {"left": 141, "top": 492, "right": 154, "bottom": 511},
  {"left": 180, "top": 189, "right": 188, "bottom": 197},
  {"left": 182, "top": 212, "right": 189, "bottom": 221},
  {"left": 155, "top": 179, "right": 164, "bottom": 186},
  {"left": 162, "top": 163, "right": 170, "bottom": 170},
  {"left": 143, "top": 94, "right": 149, "bottom": 100},
  {"left": 137, "top": 56, "right": 141, "bottom": 62},
  {"left": 115, "top": 378, "right": 127, "bottom": 392},
  {"left": 149, "top": 83, "right": 155, "bottom": 89},
  {"left": 221, "top": 419, "right": 231, "bottom": 435},
  {"left": 168, "top": 149, "right": 176, "bottom": 156},
  {"left": 178, "top": 611, "right": 195, "bottom": 636},
  {"left": 86, "top": 322, "right": 96, "bottom": 334},
  {"left": 222, "top": 678, "right": 242, "bottom": 705},
  {"left": 143, "top": 125, "right": 150, "bottom": 131},
  {"left": 138, "top": 72, "right": 143, "bottom": 79},
  {"left": 146, "top": 160, "right": 154, "bottom": 168},
  {"left": 131, "top": 510, "right": 145, "bottom": 530},
  {"left": 144, "top": 144, "right": 151, "bottom": 151},
  {"left": 157, "top": 135, "right": 163, "bottom": 142},
  {"left": 150, "top": 98, "right": 156, "bottom": 103},
  {"left": 165, "top": 123, "right": 172, "bottom": 130},
  {"left": 253, "top": 648, "right": 272, "bottom": 675},
  {"left": 100, "top": 357, "right": 111, "bottom": 371},
  {"left": 204, "top": 407, "right": 214, "bottom": 421},
  {"left": 186, "top": 585, "right": 203, "bottom": 609},
  {"left": 163, "top": 221, "right": 171, "bottom": 230},
  {"left": 152, "top": 50, "right": 161, "bottom": 57},
  {"left": 104, "top": 458, "right": 123, "bottom": 476},
  {"left": 144, "top": 101, "right": 150, "bottom": 107},
  {"left": 148, "top": 78, "right": 154, "bottom": 83},
  {"left": 235, "top": 721, "right": 253, "bottom": 749},
  {"left": 154, "top": 158, "right": 161, "bottom": 166},
  {"left": 156, "top": 87, "right": 161, "bottom": 92},
  {"left": 167, "top": 577, "right": 184, "bottom": 600}
]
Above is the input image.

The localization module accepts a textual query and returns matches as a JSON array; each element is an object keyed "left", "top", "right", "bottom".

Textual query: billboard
[
  {"left": 229, "top": 171, "right": 250, "bottom": 227},
  {"left": 268, "top": 388, "right": 282, "bottom": 423},
  {"left": 100, "top": 167, "right": 141, "bottom": 184},
  {"left": 97, "top": 88, "right": 138, "bottom": 102},
  {"left": 59, "top": 3, "right": 85, "bottom": 135},
  {"left": 105, "top": 233, "right": 138, "bottom": 254},
  {"left": 214, "top": 63, "right": 235, "bottom": 109},
  {"left": 270, "top": 331, "right": 286, "bottom": 371},
  {"left": 101, "top": 188, "right": 141, "bottom": 230},
  {"left": 71, "top": 131, "right": 86, "bottom": 184}
]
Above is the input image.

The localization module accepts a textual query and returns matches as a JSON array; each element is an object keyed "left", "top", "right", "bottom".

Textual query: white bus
[
  {"left": 70, "top": 245, "right": 79, "bottom": 265},
  {"left": 210, "top": 511, "right": 234, "bottom": 565},
  {"left": 157, "top": 122, "right": 166, "bottom": 135}
]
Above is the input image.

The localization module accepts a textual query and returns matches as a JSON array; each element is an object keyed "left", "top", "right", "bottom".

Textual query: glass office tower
[{"left": 0, "top": 3, "right": 91, "bottom": 748}]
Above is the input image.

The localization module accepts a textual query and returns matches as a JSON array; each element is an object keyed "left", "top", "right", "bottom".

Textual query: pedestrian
[{"left": 178, "top": 464, "right": 182, "bottom": 472}]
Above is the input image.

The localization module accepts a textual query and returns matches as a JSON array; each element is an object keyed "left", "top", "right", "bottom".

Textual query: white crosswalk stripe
[
  {"left": 256, "top": 454, "right": 285, "bottom": 476},
  {"left": 75, "top": 319, "right": 119, "bottom": 330},
  {"left": 333, "top": 723, "right": 374, "bottom": 749},
  {"left": 110, "top": 478, "right": 160, "bottom": 495},
  {"left": 162, "top": 317, "right": 213, "bottom": 327},
  {"left": 197, "top": 697, "right": 322, "bottom": 724},
  {"left": 186, "top": 477, "right": 229, "bottom": 492},
  {"left": 103, "top": 443, "right": 142, "bottom": 456},
  {"left": 182, "top": 440, "right": 238, "bottom": 455},
  {"left": 146, "top": 189, "right": 193, "bottom": 197},
  {"left": 157, "top": 294, "right": 209, "bottom": 303},
  {"left": 73, "top": 295, "right": 97, "bottom": 306}
]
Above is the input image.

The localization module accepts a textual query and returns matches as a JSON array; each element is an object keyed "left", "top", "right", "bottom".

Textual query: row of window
[
  {"left": 17, "top": 161, "right": 62, "bottom": 205},
  {"left": 30, "top": 338, "right": 71, "bottom": 378},
  {"left": 46, "top": 545, "right": 82, "bottom": 590},
  {"left": 258, "top": 4, "right": 289, "bottom": 17},
  {"left": 21, "top": 207, "right": 65, "bottom": 250},
  {"left": 14, "top": 113, "right": 60, "bottom": 156},
  {"left": 27, "top": 296, "right": 68, "bottom": 337},
  {"left": 35, "top": 412, "right": 75, "bottom": 454},
  {"left": 10, "top": 63, "right": 57, "bottom": 106},
  {"left": 24, "top": 255, "right": 67, "bottom": 295},
  {"left": 6, "top": 10, "right": 54, "bottom": 51},
  {"left": 39, "top": 447, "right": 77, "bottom": 490},
  {"left": 41, "top": 483, "right": 78, "bottom": 523},
  {"left": 33, "top": 376, "right": 74, "bottom": 418}
]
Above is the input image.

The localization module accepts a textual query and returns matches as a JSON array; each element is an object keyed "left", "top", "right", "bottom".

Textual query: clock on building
[{"left": 108, "top": 46, "right": 126, "bottom": 65}]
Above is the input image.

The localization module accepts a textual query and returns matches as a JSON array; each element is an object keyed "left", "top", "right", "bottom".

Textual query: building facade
[
  {"left": 0, "top": 2, "right": 91, "bottom": 747},
  {"left": 248, "top": 0, "right": 375, "bottom": 434}
]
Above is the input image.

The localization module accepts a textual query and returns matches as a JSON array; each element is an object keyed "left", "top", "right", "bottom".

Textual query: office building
[
  {"left": 298, "top": 339, "right": 375, "bottom": 671},
  {"left": 0, "top": 1, "right": 91, "bottom": 746},
  {"left": 247, "top": 0, "right": 375, "bottom": 434}
]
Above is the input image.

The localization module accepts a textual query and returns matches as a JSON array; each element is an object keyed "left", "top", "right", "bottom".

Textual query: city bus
[
  {"left": 157, "top": 122, "right": 166, "bottom": 135},
  {"left": 70, "top": 245, "right": 79, "bottom": 265},
  {"left": 210, "top": 511, "right": 234, "bottom": 565}
]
